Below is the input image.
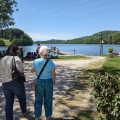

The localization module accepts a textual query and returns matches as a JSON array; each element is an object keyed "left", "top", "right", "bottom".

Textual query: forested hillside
[
  {"left": 35, "top": 30, "right": 120, "bottom": 44},
  {"left": 0, "top": 28, "right": 33, "bottom": 46},
  {"left": 1, "top": 30, "right": 120, "bottom": 46}
]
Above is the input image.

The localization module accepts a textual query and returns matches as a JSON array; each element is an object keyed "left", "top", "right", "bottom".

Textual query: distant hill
[
  {"left": 93, "top": 30, "right": 120, "bottom": 36},
  {"left": 34, "top": 30, "right": 120, "bottom": 44},
  {"left": 35, "top": 39, "right": 65, "bottom": 44}
]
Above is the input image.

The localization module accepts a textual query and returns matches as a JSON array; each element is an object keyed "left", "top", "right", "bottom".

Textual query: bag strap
[
  {"left": 12, "top": 56, "right": 20, "bottom": 73},
  {"left": 12, "top": 56, "right": 16, "bottom": 68},
  {"left": 36, "top": 59, "right": 49, "bottom": 82}
]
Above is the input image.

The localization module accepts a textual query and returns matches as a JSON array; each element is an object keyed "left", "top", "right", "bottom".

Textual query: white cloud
[
  {"left": 85, "top": 4, "right": 120, "bottom": 12},
  {"left": 28, "top": 32, "right": 74, "bottom": 41},
  {"left": 61, "top": 0, "right": 88, "bottom": 8}
]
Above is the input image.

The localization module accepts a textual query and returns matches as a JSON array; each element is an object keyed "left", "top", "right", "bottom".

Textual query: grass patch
[
  {"left": 23, "top": 55, "right": 88, "bottom": 61},
  {"left": 74, "top": 61, "right": 103, "bottom": 120},
  {"left": 75, "top": 56, "right": 120, "bottom": 120},
  {"left": 74, "top": 61, "right": 103, "bottom": 90},
  {"left": 100, "top": 56, "right": 120, "bottom": 89},
  {"left": 53, "top": 55, "right": 88, "bottom": 60},
  {"left": 100, "top": 56, "right": 120, "bottom": 75},
  {"left": 55, "top": 98, "right": 73, "bottom": 107},
  {"left": 4, "top": 40, "right": 11, "bottom": 46},
  {"left": 73, "top": 110, "right": 94, "bottom": 120},
  {"left": 0, "top": 38, "right": 11, "bottom": 46}
]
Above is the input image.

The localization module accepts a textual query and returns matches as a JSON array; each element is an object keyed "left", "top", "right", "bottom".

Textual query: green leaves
[
  {"left": 108, "top": 48, "right": 113, "bottom": 53},
  {"left": 90, "top": 73, "right": 120, "bottom": 120},
  {"left": 0, "top": 0, "right": 18, "bottom": 28}
]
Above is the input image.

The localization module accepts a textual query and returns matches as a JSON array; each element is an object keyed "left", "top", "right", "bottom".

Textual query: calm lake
[{"left": 0, "top": 44, "right": 120, "bottom": 55}]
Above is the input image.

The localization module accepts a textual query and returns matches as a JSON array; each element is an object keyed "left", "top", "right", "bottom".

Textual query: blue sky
[{"left": 12, "top": 0, "right": 120, "bottom": 41}]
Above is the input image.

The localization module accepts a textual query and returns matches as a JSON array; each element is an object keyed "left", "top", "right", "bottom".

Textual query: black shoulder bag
[
  {"left": 12, "top": 56, "right": 26, "bottom": 82},
  {"left": 31, "top": 59, "right": 49, "bottom": 91}
]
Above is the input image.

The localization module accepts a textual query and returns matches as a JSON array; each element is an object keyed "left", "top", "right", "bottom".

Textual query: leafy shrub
[
  {"left": 108, "top": 48, "right": 113, "bottom": 53},
  {"left": 90, "top": 72, "right": 120, "bottom": 120}
]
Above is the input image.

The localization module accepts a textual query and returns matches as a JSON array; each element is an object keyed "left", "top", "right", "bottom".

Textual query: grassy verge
[
  {"left": 75, "top": 56, "right": 120, "bottom": 119},
  {"left": 53, "top": 55, "right": 89, "bottom": 60},
  {"left": 23, "top": 55, "right": 89, "bottom": 61},
  {"left": 73, "top": 61, "right": 103, "bottom": 120},
  {"left": 0, "top": 38, "right": 11, "bottom": 46},
  {"left": 4, "top": 40, "right": 11, "bottom": 46},
  {"left": 100, "top": 56, "right": 120, "bottom": 89},
  {"left": 100, "top": 56, "right": 120, "bottom": 75}
]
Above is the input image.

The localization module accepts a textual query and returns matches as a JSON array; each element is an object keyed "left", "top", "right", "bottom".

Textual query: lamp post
[
  {"left": 100, "top": 34, "right": 102, "bottom": 55},
  {"left": 101, "top": 40, "right": 104, "bottom": 55},
  {"left": 99, "top": 34, "right": 104, "bottom": 55}
]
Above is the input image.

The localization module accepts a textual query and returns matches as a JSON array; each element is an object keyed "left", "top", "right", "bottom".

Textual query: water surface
[{"left": 0, "top": 44, "right": 120, "bottom": 55}]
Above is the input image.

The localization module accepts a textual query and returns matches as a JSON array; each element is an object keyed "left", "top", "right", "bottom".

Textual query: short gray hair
[{"left": 39, "top": 46, "right": 49, "bottom": 56}]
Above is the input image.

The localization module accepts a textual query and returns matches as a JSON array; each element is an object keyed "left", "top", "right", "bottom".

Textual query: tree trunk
[{"left": 0, "top": 28, "right": 3, "bottom": 38}]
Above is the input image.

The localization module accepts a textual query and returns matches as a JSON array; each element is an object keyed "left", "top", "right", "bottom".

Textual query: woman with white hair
[{"left": 31, "top": 46, "right": 56, "bottom": 120}]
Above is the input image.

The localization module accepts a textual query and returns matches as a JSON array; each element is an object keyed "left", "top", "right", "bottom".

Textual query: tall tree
[{"left": 0, "top": 0, "right": 18, "bottom": 28}]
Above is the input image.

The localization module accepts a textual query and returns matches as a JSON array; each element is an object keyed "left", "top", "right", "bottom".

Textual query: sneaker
[
  {"left": 22, "top": 108, "right": 30, "bottom": 116},
  {"left": 46, "top": 116, "right": 51, "bottom": 120}
]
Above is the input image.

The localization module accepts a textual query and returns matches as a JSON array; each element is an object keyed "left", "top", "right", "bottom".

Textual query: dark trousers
[{"left": 2, "top": 81, "right": 27, "bottom": 120}]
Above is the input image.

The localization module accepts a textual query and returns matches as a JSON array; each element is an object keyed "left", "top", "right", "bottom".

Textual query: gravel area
[{"left": 0, "top": 56, "right": 105, "bottom": 120}]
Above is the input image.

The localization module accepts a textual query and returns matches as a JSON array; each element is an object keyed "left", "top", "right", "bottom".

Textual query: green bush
[
  {"left": 108, "top": 48, "right": 113, "bottom": 53},
  {"left": 90, "top": 72, "right": 120, "bottom": 120}
]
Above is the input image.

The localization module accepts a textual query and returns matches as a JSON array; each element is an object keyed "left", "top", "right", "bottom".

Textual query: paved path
[{"left": 0, "top": 56, "right": 105, "bottom": 120}]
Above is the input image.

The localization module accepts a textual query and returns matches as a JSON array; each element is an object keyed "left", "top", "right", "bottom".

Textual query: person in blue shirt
[{"left": 31, "top": 46, "right": 56, "bottom": 120}]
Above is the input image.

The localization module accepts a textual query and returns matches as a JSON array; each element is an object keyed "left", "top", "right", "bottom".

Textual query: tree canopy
[
  {"left": 0, "top": 0, "right": 18, "bottom": 28},
  {"left": 1, "top": 28, "right": 33, "bottom": 45}
]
